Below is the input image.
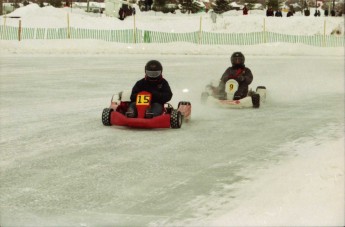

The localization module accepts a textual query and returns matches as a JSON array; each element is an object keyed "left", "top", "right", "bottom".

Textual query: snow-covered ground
[{"left": 0, "top": 4, "right": 344, "bottom": 226}]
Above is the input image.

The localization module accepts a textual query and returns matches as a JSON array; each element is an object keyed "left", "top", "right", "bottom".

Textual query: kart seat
[{"left": 120, "top": 90, "right": 132, "bottom": 102}]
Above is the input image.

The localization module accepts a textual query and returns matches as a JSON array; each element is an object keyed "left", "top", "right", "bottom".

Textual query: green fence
[
  {"left": 69, "top": 28, "right": 139, "bottom": 43},
  {"left": 1, "top": 26, "right": 344, "bottom": 47},
  {"left": 201, "top": 31, "right": 266, "bottom": 45},
  {"left": 141, "top": 30, "right": 199, "bottom": 44}
]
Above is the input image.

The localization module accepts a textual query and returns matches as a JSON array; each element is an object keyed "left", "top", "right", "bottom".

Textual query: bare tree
[{"left": 0, "top": 0, "right": 3, "bottom": 16}]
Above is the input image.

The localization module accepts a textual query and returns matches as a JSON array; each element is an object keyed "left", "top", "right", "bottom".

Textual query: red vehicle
[{"left": 102, "top": 91, "right": 191, "bottom": 129}]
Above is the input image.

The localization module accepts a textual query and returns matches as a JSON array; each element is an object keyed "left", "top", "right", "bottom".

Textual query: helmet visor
[
  {"left": 146, "top": 70, "right": 162, "bottom": 78},
  {"left": 232, "top": 57, "right": 243, "bottom": 64}
]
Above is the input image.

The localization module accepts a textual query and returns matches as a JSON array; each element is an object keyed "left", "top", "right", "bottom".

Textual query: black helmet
[
  {"left": 145, "top": 60, "right": 163, "bottom": 81},
  {"left": 230, "top": 52, "right": 245, "bottom": 66}
]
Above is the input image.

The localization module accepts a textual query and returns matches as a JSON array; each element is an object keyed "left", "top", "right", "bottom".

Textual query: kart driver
[
  {"left": 216, "top": 52, "right": 253, "bottom": 100},
  {"left": 126, "top": 60, "right": 173, "bottom": 118}
]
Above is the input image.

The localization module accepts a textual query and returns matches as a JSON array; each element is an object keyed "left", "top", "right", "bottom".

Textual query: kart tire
[
  {"left": 251, "top": 94, "right": 260, "bottom": 108},
  {"left": 178, "top": 101, "right": 191, "bottom": 108},
  {"left": 170, "top": 109, "right": 182, "bottom": 129},
  {"left": 102, "top": 108, "right": 113, "bottom": 126},
  {"left": 256, "top": 86, "right": 266, "bottom": 91},
  {"left": 256, "top": 86, "right": 267, "bottom": 103},
  {"left": 201, "top": 92, "right": 209, "bottom": 104}
]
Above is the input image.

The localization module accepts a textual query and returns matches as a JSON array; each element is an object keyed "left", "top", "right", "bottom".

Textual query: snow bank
[
  {"left": 211, "top": 137, "right": 344, "bottom": 226},
  {"left": 1, "top": 40, "right": 344, "bottom": 56}
]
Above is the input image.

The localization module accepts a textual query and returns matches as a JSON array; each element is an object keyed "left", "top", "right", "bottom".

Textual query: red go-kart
[{"left": 102, "top": 91, "right": 191, "bottom": 129}]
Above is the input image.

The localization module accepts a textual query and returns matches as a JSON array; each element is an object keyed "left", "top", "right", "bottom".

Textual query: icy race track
[{"left": 0, "top": 54, "right": 344, "bottom": 225}]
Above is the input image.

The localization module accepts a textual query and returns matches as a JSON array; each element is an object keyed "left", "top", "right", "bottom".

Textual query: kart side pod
[{"left": 177, "top": 101, "right": 192, "bottom": 122}]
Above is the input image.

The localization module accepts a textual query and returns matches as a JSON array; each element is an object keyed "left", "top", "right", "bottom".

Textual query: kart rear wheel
[
  {"left": 201, "top": 92, "right": 209, "bottom": 104},
  {"left": 256, "top": 86, "right": 266, "bottom": 90},
  {"left": 170, "top": 110, "right": 182, "bottom": 129},
  {"left": 251, "top": 94, "right": 260, "bottom": 108},
  {"left": 256, "top": 86, "right": 267, "bottom": 103},
  {"left": 102, "top": 108, "right": 113, "bottom": 126}
]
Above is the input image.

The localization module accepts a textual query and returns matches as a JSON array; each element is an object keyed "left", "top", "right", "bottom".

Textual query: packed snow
[{"left": 0, "top": 3, "right": 344, "bottom": 226}]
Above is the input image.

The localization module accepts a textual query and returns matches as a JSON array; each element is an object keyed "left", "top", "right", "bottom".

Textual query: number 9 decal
[{"left": 229, "top": 83, "right": 234, "bottom": 91}]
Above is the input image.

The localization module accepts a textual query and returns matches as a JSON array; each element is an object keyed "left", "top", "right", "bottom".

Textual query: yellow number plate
[{"left": 136, "top": 94, "right": 151, "bottom": 106}]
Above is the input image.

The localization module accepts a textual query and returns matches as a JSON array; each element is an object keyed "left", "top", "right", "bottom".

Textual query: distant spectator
[
  {"left": 243, "top": 5, "right": 248, "bottom": 15},
  {"left": 331, "top": 26, "right": 342, "bottom": 35},
  {"left": 304, "top": 8, "right": 310, "bottom": 16},
  {"left": 144, "top": 0, "right": 148, "bottom": 10},
  {"left": 289, "top": 5, "right": 295, "bottom": 15},
  {"left": 275, "top": 9, "right": 283, "bottom": 17},
  {"left": 119, "top": 7, "right": 126, "bottom": 20},
  {"left": 336, "top": 10, "right": 343, "bottom": 17},
  {"left": 266, "top": 7, "right": 274, "bottom": 16},
  {"left": 145, "top": 0, "right": 153, "bottom": 11},
  {"left": 139, "top": 0, "right": 145, "bottom": 11},
  {"left": 126, "top": 6, "right": 133, "bottom": 16},
  {"left": 324, "top": 9, "right": 329, "bottom": 16},
  {"left": 287, "top": 9, "right": 293, "bottom": 17},
  {"left": 314, "top": 9, "right": 321, "bottom": 17},
  {"left": 330, "top": 9, "right": 336, "bottom": 16}
]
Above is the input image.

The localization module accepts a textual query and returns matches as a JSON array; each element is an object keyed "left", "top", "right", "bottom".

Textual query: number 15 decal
[{"left": 136, "top": 94, "right": 151, "bottom": 105}]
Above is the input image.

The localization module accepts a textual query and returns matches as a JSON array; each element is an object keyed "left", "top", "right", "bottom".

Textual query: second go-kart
[
  {"left": 201, "top": 79, "right": 266, "bottom": 108},
  {"left": 102, "top": 90, "right": 191, "bottom": 129}
]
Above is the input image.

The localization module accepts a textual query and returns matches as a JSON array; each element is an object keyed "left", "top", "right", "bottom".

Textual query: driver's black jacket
[
  {"left": 130, "top": 77, "right": 173, "bottom": 104},
  {"left": 217, "top": 65, "right": 253, "bottom": 100}
]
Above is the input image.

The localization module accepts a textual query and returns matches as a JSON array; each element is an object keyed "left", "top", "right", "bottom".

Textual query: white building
[
  {"left": 105, "top": 0, "right": 133, "bottom": 17},
  {"left": 72, "top": 2, "right": 105, "bottom": 13}
]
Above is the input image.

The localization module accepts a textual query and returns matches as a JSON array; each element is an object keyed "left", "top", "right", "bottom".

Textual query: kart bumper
[{"left": 110, "top": 111, "right": 171, "bottom": 128}]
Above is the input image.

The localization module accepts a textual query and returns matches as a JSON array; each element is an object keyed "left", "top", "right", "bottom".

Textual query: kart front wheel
[
  {"left": 170, "top": 110, "right": 182, "bottom": 129},
  {"left": 102, "top": 108, "right": 113, "bottom": 126},
  {"left": 251, "top": 94, "right": 260, "bottom": 108}
]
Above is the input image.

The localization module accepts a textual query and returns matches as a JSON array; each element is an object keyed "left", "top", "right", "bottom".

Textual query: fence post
[
  {"left": 133, "top": 14, "right": 136, "bottom": 43},
  {"left": 199, "top": 16, "right": 202, "bottom": 44},
  {"left": 67, "top": 13, "right": 70, "bottom": 39},
  {"left": 263, "top": 18, "right": 266, "bottom": 43},
  {"left": 18, "top": 20, "right": 21, "bottom": 41},
  {"left": 2, "top": 14, "right": 7, "bottom": 39},
  {"left": 323, "top": 19, "right": 326, "bottom": 47}
]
